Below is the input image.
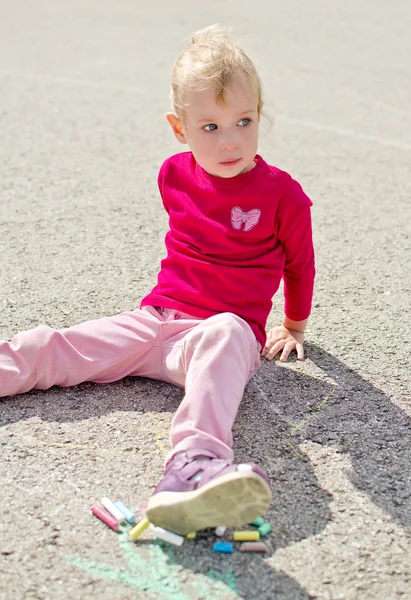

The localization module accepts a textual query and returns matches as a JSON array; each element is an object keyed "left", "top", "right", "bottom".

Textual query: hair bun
[{"left": 191, "top": 24, "right": 232, "bottom": 45}]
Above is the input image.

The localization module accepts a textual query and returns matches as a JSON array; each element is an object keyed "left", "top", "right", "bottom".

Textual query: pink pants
[{"left": 0, "top": 307, "right": 261, "bottom": 464}]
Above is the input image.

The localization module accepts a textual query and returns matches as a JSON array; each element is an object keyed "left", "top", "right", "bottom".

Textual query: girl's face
[{"left": 168, "top": 75, "right": 260, "bottom": 178}]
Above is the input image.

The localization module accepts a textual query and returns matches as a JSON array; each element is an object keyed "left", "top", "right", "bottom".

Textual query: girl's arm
[{"left": 262, "top": 176, "right": 315, "bottom": 362}]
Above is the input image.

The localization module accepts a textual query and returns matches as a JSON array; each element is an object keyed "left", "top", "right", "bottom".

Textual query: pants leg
[
  {"left": 162, "top": 312, "right": 261, "bottom": 462},
  {"left": 1, "top": 306, "right": 261, "bottom": 464},
  {"left": 0, "top": 308, "right": 165, "bottom": 397}
]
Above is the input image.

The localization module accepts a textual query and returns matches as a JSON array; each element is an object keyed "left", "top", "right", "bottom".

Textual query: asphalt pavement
[{"left": 0, "top": 1, "right": 410, "bottom": 599}]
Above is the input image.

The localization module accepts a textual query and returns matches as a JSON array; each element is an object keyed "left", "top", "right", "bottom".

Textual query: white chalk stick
[
  {"left": 101, "top": 496, "right": 126, "bottom": 523},
  {"left": 152, "top": 526, "right": 184, "bottom": 546}
]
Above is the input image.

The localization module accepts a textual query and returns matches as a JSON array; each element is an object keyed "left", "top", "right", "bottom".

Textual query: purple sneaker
[{"left": 145, "top": 449, "right": 271, "bottom": 535}]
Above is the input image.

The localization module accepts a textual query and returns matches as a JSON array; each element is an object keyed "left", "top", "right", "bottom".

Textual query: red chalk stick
[{"left": 91, "top": 505, "right": 120, "bottom": 531}]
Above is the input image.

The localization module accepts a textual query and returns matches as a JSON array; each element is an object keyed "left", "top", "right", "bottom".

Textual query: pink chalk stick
[
  {"left": 91, "top": 505, "right": 120, "bottom": 531},
  {"left": 240, "top": 542, "right": 269, "bottom": 553}
]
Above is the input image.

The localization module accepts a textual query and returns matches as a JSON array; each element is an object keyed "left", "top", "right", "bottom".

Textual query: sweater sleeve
[{"left": 276, "top": 176, "right": 316, "bottom": 321}]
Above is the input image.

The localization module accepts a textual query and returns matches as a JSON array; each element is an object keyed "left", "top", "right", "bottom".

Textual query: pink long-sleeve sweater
[{"left": 141, "top": 152, "right": 315, "bottom": 348}]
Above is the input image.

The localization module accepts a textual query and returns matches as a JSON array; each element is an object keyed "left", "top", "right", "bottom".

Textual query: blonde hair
[{"left": 171, "top": 25, "right": 264, "bottom": 121}]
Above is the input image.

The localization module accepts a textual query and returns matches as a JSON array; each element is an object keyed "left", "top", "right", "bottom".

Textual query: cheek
[
  {"left": 190, "top": 133, "right": 215, "bottom": 155},
  {"left": 245, "top": 126, "right": 259, "bottom": 147}
]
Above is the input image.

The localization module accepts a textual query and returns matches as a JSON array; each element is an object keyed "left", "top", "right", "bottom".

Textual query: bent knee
[{"left": 200, "top": 312, "right": 256, "bottom": 346}]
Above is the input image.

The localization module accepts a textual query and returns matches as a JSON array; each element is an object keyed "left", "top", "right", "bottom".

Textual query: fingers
[
  {"left": 279, "top": 342, "right": 293, "bottom": 362},
  {"left": 263, "top": 341, "right": 305, "bottom": 362},
  {"left": 262, "top": 340, "right": 285, "bottom": 360}
]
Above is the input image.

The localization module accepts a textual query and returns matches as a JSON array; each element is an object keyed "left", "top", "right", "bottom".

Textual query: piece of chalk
[
  {"left": 114, "top": 501, "right": 136, "bottom": 525},
  {"left": 213, "top": 542, "right": 233, "bottom": 553},
  {"left": 240, "top": 542, "right": 269, "bottom": 553},
  {"left": 101, "top": 497, "right": 126, "bottom": 523},
  {"left": 129, "top": 518, "right": 150, "bottom": 541},
  {"left": 152, "top": 527, "right": 184, "bottom": 547},
  {"left": 215, "top": 526, "right": 227, "bottom": 537},
  {"left": 250, "top": 517, "right": 265, "bottom": 528},
  {"left": 258, "top": 523, "right": 272, "bottom": 537},
  {"left": 91, "top": 505, "right": 119, "bottom": 532},
  {"left": 233, "top": 530, "right": 260, "bottom": 542},
  {"left": 186, "top": 532, "right": 196, "bottom": 540}
]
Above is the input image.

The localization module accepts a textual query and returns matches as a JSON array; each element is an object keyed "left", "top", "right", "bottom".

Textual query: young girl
[{"left": 0, "top": 25, "right": 315, "bottom": 535}]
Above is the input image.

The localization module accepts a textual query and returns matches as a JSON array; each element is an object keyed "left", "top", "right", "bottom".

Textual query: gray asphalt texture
[{"left": 0, "top": 1, "right": 410, "bottom": 599}]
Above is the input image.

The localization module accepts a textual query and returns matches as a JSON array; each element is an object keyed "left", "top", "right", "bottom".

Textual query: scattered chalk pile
[
  {"left": 91, "top": 497, "right": 272, "bottom": 554},
  {"left": 212, "top": 518, "right": 271, "bottom": 554},
  {"left": 91, "top": 497, "right": 136, "bottom": 531}
]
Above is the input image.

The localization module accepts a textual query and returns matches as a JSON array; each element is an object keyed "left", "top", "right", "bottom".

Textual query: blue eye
[
  {"left": 203, "top": 123, "right": 217, "bottom": 131},
  {"left": 238, "top": 118, "right": 250, "bottom": 127}
]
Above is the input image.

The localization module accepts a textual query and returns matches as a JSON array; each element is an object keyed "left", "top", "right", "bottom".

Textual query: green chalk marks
[
  {"left": 207, "top": 568, "right": 239, "bottom": 594},
  {"left": 119, "top": 533, "right": 184, "bottom": 598},
  {"left": 161, "top": 541, "right": 239, "bottom": 597},
  {"left": 64, "top": 552, "right": 163, "bottom": 595},
  {"left": 63, "top": 530, "right": 240, "bottom": 599}
]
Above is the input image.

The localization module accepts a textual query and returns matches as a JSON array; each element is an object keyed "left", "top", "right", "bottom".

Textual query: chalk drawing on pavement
[{"left": 63, "top": 530, "right": 239, "bottom": 599}]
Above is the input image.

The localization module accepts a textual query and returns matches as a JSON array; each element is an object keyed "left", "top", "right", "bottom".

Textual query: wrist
[{"left": 282, "top": 316, "right": 308, "bottom": 333}]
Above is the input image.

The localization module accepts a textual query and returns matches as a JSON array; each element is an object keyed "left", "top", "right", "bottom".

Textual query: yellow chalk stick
[
  {"left": 186, "top": 532, "right": 196, "bottom": 539},
  {"left": 233, "top": 530, "right": 260, "bottom": 542},
  {"left": 128, "top": 518, "right": 150, "bottom": 541}
]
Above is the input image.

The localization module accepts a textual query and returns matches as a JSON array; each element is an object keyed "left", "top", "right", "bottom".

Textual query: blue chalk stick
[
  {"left": 114, "top": 501, "right": 136, "bottom": 525},
  {"left": 213, "top": 541, "right": 233, "bottom": 554}
]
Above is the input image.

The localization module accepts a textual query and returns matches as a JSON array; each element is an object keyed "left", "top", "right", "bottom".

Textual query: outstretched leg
[{"left": 0, "top": 308, "right": 162, "bottom": 397}]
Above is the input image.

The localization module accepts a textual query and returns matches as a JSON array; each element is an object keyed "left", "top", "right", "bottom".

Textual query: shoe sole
[{"left": 145, "top": 471, "right": 271, "bottom": 535}]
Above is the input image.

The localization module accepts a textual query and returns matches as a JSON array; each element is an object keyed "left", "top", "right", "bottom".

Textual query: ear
[{"left": 167, "top": 113, "right": 187, "bottom": 144}]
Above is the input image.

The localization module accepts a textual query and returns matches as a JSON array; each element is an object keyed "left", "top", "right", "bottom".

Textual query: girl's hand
[{"left": 262, "top": 325, "right": 305, "bottom": 362}]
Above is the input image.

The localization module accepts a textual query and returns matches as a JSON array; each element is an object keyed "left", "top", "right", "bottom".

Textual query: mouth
[{"left": 219, "top": 158, "right": 241, "bottom": 167}]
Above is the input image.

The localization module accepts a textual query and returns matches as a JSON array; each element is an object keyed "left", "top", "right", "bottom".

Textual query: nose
[{"left": 220, "top": 136, "right": 239, "bottom": 152}]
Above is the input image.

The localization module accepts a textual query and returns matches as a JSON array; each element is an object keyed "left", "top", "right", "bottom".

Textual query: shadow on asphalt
[{"left": 1, "top": 344, "right": 410, "bottom": 599}]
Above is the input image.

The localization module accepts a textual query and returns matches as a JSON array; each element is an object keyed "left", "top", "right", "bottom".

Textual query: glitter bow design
[{"left": 231, "top": 206, "right": 261, "bottom": 232}]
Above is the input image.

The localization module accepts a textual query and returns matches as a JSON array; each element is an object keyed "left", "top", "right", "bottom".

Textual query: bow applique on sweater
[{"left": 231, "top": 206, "right": 261, "bottom": 232}]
